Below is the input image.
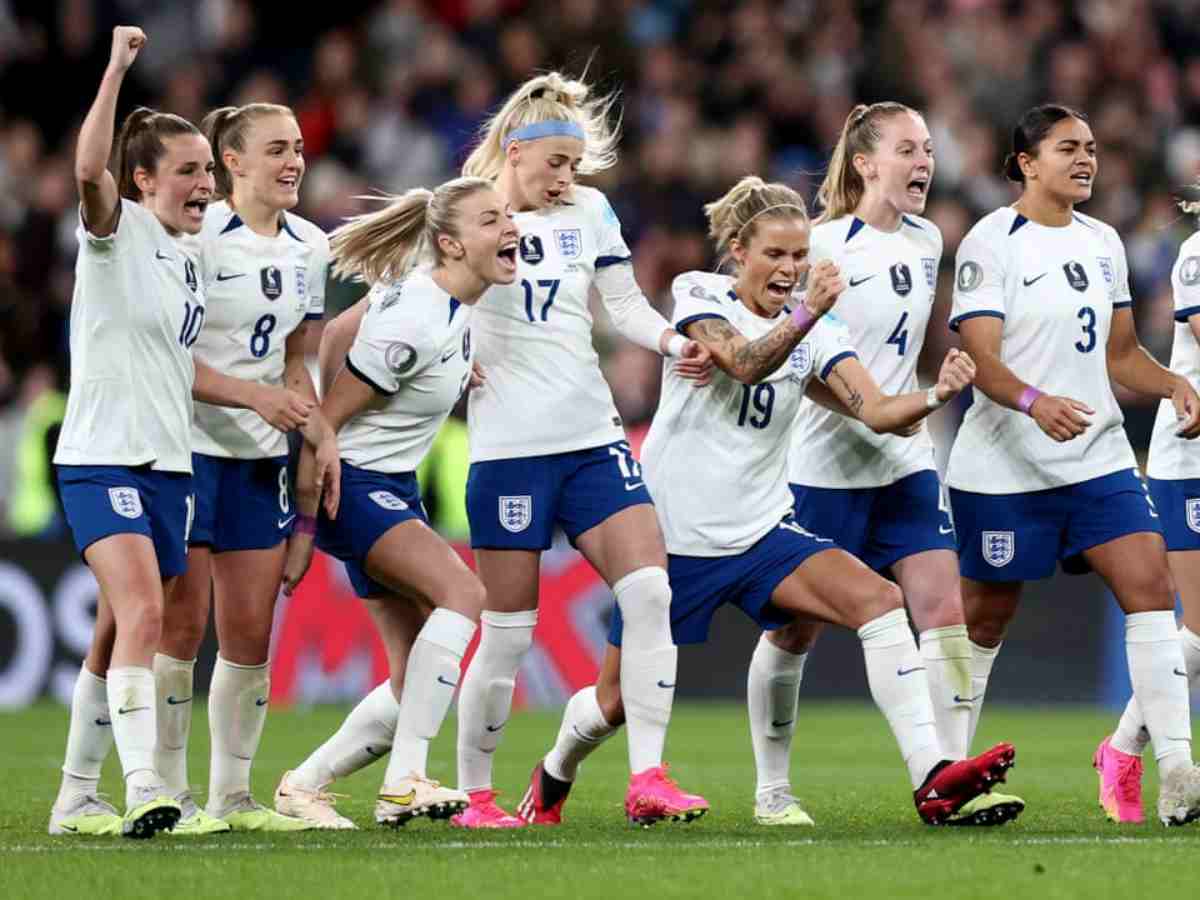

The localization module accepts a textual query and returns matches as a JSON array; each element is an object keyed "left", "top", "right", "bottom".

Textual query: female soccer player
[
  {"left": 949, "top": 104, "right": 1200, "bottom": 826},
  {"left": 518, "top": 177, "right": 1015, "bottom": 828},
  {"left": 750, "top": 102, "right": 1022, "bottom": 827},
  {"left": 150, "top": 103, "right": 335, "bottom": 834},
  {"left": 276, "top": 177, "right": 519, "bottom": 828},
  {"left": 451, "top": 71, "right": 712, "bottom": 827},
  {"left": 1097, "top": 187, "right": 1200, "bottom": 823}
]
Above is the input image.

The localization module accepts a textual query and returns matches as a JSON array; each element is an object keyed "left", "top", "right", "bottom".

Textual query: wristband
[
  {"left": 1017, "top": 387, "right": 1043, "bottom": 416},
  {"left": 664, "top": 334, "right": 688, "bottom": 358},
  {"left": 925, "top": 386, "right": 946, "bottom": 410},
  {"left": 790, "top": 300, "right": 818, "bottom": 331},
  {"left": 294, "top": 514, "right": 317, "bottom": 536}
]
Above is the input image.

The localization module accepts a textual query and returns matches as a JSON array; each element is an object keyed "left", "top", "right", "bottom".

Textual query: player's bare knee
[
  {"left": 968, "top": 611, "right": 1010, "bottom": 648},
  {"left": 1118, "top": 564, "right": 1175, "bottom": 613},
  {"left": 907, "top": 588, "right": 965, "bottom": 632},
  {"left": 128, "top": 597, "right": 164, "bottom": 647},
  {"left": 858, "top": 579, "right": 905, "bottom": 624},
  {"left": 768, "top": 621, "right": 821, "bottom": 655}
]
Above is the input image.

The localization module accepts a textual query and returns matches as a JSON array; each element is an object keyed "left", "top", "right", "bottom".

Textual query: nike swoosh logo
[
  {"left": 59, "top": 825, "right": 78, "bottom": 832},
  {"left": 437, "top": 675, "right": 459, "bottom": 687},
  {"left": 94, "top": 718, "right": 111, "bottom": 727},
  {"left": 848, "top": 275, "right": 876, "bottom": 287},
  {"left": 625, "top": 482, "right": 645, "bottom": 492},
  {"left": 1023, "top": 273, "right": 1047, "bottom": 287},
  {"left": 216, "top": 271, "right": 246, "bottom": 281},
  {"left": 166, "top": 695, "right": 192, "bottom": 705},
  {"left": 939, "top": 525, "right": 955, "bottom": 535},
  {"left": 364, "top": 745, "right": 386, "bottom": 758},
  {"left": 278, "top": 515, "right": 296, "bottom": 529},
  {"left": 118, "top": 705, "right": 150, "bottom": 715},
  {"left": 657, "top": 680, "right": 675, "bottom": 689},
  {"left": 440, "top": 348, "right": 456, "bottom": 363},
  {"left": 896, "top": 667, "right": 925, "bottom": 677},
  {"left": 953, "top": 693, "right": 982, "bottom": 703},
  {"left": 155, "top": 250, "right": 174, "bottom": 261},
  {"left": 255, "top": 697, "right": 268, "bottom": 706},
  {"left": 1175, "top": 668, "right": 1188, "bottom": 677},
  {"left": 485, "top": 721, "right": 507, "bottom": 733},
  {"left": 378, "top": 790, "right": 416, "bottom": 807},
  {"left": 771, "top": 719, "right": 794, "bottom": 728}
]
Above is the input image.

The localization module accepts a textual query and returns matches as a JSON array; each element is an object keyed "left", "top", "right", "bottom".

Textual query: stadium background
[{"left": 0, "top": 0, "right": 1197, "bottom": 711}]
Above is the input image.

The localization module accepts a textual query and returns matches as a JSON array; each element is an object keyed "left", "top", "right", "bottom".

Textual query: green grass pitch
[{"left": 3, "top": 701, "right": 1199, "bottom": 899}]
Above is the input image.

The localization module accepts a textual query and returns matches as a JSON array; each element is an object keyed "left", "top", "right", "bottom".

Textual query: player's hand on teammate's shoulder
[
  {"left": 108, "top": 26, "right": 146, "bottom": 72},
  {"left": 1171, "top": 376, "right": 1200, "bottom": 439},
  {"left": 251, "top": 385, "right": 314, "bottom": 433},
  {"left": 1029, "top": 394, "right": 1093, "bottom": 443},
  {"left": 803, "top": 260, "right": 846, "bottom": 317}
]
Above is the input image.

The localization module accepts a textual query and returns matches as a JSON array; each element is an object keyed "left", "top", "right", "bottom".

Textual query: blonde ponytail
[
  {"left": 330, "top": 177, "right": 493, "bottom": 285},
  {"left": 463, "top": 70, "right": 619, "bottom": 182},
  {"left": 816, "top": 101, "right": 913, "bottom": 222},
  {"left": 703, "top": 176, "right": 808, "bottom": 270}
]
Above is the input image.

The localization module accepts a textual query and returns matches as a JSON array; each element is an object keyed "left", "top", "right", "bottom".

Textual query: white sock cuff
[
  {"left": 969, "top": 640, "right": 1001, "bottom": 660},
  {"left": 214, "top": 655, "right": 269, "bottom": 673},
  {"left": 80, "top": 666, "right": 107, "bottom": 690},
  {"left": 1125, "top": 610, "right": 1178, "bottom": 642},
  {"left": 857, "top": 608, "right": 910, "bottom": 647},
  {"left": 751, "top": 633, "right": 807, "bottom": 674},
  {"left": 921, "top": 624, "right": 969, "bottom": 642},
  {"left": 420, "top": 608, "right": 477, "bottom": 656},
  {"left": 574, "top": 686, "right": 618, "bottom": 736},
  {"left": 920, "top": 625, "right": 971, "bottom": 659},
  {"left": 154, "top": 652, "right": 196, "bottom": 672},
  {"left": 1181, "top": 626, "right": 1200, "bottom": 653},
  {"left": 107, "top": 665, "right": 153, "bottom": 681},
  {"left": 481, "top": 609, "right": 538, "bottom": 629},
  {"left": 612, "top": 566, "right": 668, "bottom": 599}
]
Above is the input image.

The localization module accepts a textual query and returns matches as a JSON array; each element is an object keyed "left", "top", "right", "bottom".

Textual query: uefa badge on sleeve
[
  {"left": 108, "top": 487, "right": 143, "bottom": 519},
  {"left": 982, "top": 531, "right": 1014, "bottom": 567},
  {"left": 499, "top": 495, "right": 532, "bottom": 533}
]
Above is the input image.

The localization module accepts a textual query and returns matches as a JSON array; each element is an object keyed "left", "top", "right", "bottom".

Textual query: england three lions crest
[
  {"left": 982, "top": 531, "right": 1014, "bottom": 567},
  {"left": 108, "top": 487, "right": 143, "bottom": 519},
  {"left": 499, "top": 495, "right": 532, "bottom": 533},
  {"left": 554, "top": 229, "right": 582, "bottom": 260},
  {"left": 1187, "top": 499, "right": 1200, "bottom": 535}
]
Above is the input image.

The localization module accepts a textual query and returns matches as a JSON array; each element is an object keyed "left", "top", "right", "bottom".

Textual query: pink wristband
[
  {"left": 790, "top": 302, "right": 817, "bottom": 331},
  {"left": 1017, "top": 387, "right": 1043, "bottom": 415},
  {"left": 294, "top": 514, "right": 317, "bottom": 536}
]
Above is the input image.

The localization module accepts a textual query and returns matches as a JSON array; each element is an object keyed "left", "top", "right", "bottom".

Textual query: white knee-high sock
[
  {"left": 747, "top": 634, "right": 807, "bottom": 801},
  {"left": 107, "top": 666, "right": 162, "bottom": 804},
  {"left": 56, "top": 666, "right": 113, "bottom": 807},
  {"left": 385, "top": 609, "right": 477, "bottom": 786},
  {"left": 967, "top": 640, "right": 1001, "bottom": 751},
  {"left": 614, "top": 567, "right": 677, "bottom": 774},
  {"left": 290, "top": 682, "right": 399, "bottom": 790},
  {"left": 1125, "top": 611, "right": 1192, "bottom": 775},
  {"left": 153, "top": 653, "right": 195, "bottom": 799},
  {"left": 858, "top": 609, "right": 942, "bottom": 788},
  {"left": 206, "top": 656, "right": 270, "bottom": 812},
  {"left": 920, "top": 625, "right": 972, "bottom": 761},
  {"left": 1113, "top": 624, "right": 1200, "bottom": 759},
  {"left": 455, "top": 609, "right": 535, "bottom": 792},
  {"left": 543, "top": 686, "right": 619, "bottom": 782}
]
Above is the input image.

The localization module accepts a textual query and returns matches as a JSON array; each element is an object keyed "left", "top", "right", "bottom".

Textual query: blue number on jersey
[
  {"left": 522, "top": 278, "right": 560, "bottom": 323},
  {"left": 1075, "top": 306, "right": 1096, "bottom": 353},
  {"left": 737, "top": 383, "right": 775, "bottom": 428},
  {"left": 179, "top": 301, "right": 204, "bottom": 348},
  {"left": 886, "top": 311, "right": 910, "bottom": 356},
  {"left": 250, "top": 313, "right": 277, "bottom": 358}
]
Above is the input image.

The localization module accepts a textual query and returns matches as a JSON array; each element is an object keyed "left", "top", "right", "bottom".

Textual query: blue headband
[{"left": 502, "top": 120, "right": 586, "bottom": 148}]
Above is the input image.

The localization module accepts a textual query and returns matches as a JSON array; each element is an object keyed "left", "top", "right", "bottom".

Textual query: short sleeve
[
  {"left": 305, "top": 232, "right": 330, "bottom": 320},
  {"left": 949, "top": 224, "right": 1006, "bottom": 332},
  {"left": 1174, "top": 242, "right": 1200, "bottom": 321},
  {"left": 345, "top": 293, "right": 428, "bottom": 396},
  {"left": 1104, "top": 228, "right": 1132, "bottom": 310},
  {"left": 670, "top": 273, "right": 729, "bottom": 333},
  {"left": 77, "top": 197, "right": 138, "bottom": 258},
  {"left": 591, "top": 191, "right": 632, "bottom": 269},
  {"left": 809, "top": 313, "right": 858, "bottom": 382}
]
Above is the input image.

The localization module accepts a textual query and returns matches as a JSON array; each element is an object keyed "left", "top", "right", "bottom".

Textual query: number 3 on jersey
[{"left": 522, "top": 279, "right": 560, "bottom": 323}]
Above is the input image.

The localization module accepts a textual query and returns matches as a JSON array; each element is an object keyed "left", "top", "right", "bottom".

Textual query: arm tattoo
[
  {"left": 688, "top": 317, "right": 802, "bottom": 383},
  {"left": 831, "top": 370, "right": 864, "bottom": 416}
]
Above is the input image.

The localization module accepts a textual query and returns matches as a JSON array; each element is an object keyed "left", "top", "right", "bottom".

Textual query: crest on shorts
[
  {"left": 519, "top": 235, "right": 544, "bottom": 265},
  {"left": 1097, "top": 257, "right": 1114, "bottom": 287},
  {"left": 982, "top": 531, "right": 1014, "bottom": 567},
  {"left": 1063, "top": 261, "right": 1089, "bottom": 292},
  {"left": 890, "top": 262, "right": 913, "bottom": 297},
  {"left": 499, "top": 495, "right": 532, "bottom": 533},
  {"left": 1187, "top": 499, "right": 1200, "bottom": 535},
  {"left": 261, "top": 265, "right": 283, "bottom": 300},
  {"left": 108, "top": 487, "right": 143, "bottom": 520},
  {"left": 368, "top": 490, "right": 408, "bottom": 511},
  {"left": 554, "top": 228, "right": 582, "bottom": 260},
  {"left": 922, "top": 258, "right": 936, "bottom": 292}
]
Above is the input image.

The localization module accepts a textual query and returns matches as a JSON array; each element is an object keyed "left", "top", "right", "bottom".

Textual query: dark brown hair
[
  {"left": 1003, "top": 104, "right": 1089, "bottom": 184},
  {"left": 114, "top": 107, "right": 203, "bottom": 200}
]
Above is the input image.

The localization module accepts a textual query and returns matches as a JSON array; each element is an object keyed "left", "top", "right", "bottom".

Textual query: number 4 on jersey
[{"left": 887, "top": 311, "right": 909, "bottom": 356}]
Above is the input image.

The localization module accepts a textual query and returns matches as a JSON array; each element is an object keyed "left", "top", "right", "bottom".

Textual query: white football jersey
[
  {"left": 644, "top": 271, "right": 856, "bottom": 556},
  {"left": 339, "top": 269, "right": 473, "bottom": 474},
  {"left": 1148, "top": 231, "right": 1200, "bottom": 480},
  {"left": 790, "top": 214, "right": 942, "bottom": 488},
  {"left": 946, "top": 207, "right": 1136, "bottom": 493},
  {"left": 55, "top": 200, "right": 204, "bottom": 474},
  {"left": 467, "top": 185, "right": 629, "bottom": 462},
  {"left": 188, "top": 201, "right": 328, "bottom": 459}
]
